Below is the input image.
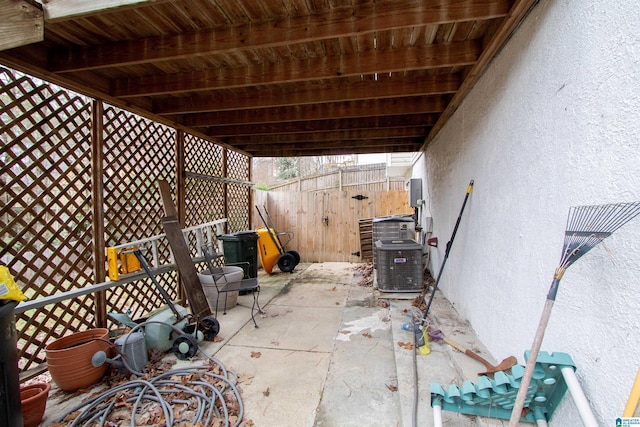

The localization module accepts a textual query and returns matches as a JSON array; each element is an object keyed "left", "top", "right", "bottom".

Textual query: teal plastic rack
[{"left": 430, "top": 351, "right": 576, "bottom": 423}]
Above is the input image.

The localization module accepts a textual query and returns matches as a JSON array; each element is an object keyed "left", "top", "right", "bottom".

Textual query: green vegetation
[{"left": 275, "top": 157, "right": 300, "bottom": 180}]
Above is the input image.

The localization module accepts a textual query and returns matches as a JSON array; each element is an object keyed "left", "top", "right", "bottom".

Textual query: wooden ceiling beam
[
  {"left": 113, "top": 40, "right": 480, "bottom": 98},
  {"left": 154, "top": 74, "right": 460, "bottom": 115},
  {"left": 0, "top": 0, "right": 43, "bottom": 51},
  {"left": 43, "top": 0, "right": 171, "bottom": 23},
  {"left": 251, "top": 147, "right": 418, "bottom": 157},
  {"left": 206, "top": 114, "right": 438, "bottom": 137},
  {"left": 247, "top": 142, "right": 423, "bottom": 158},
  {"left": 49, "top": 0, "right": 510, "bottom": 72},
  {"left": 236, "top": 137, "right": 421, "bottom": 152},
  {"left": 185, "top": 95, "right": 449, "bottom": 126},
  {"left": 224, "top": 127, "right": 427, "bottom": 145}
]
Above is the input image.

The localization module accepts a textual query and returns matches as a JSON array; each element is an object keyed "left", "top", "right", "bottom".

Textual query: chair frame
[{"left": 201, "top": 244, "right": 263, "bottom": 328}]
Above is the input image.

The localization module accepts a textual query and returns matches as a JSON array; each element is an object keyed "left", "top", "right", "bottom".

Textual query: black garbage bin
[
  {"left": 0, "top": 300, "right": 22, "bottom": 427},
  {"left": 218, "top": 231, "right": 259, "bottom": 278}
]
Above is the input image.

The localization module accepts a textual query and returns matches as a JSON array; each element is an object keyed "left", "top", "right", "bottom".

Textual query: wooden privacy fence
[
  {"left": 268, "top": 163, "right": 406, "bottom": 192},
  {"left": 254, "top": 190, "right": 413, "bottom": 262},
  {"left": 0, "top": 66, "right": 252, "bottom": 377}
]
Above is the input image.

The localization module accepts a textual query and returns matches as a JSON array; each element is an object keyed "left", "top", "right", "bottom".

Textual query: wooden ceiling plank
[
  {"left": 206, "top": 114, "right": 438, "bottom": 137},
  {"left": 49, "top": 0, "right": 510, "bottom": 72},
  {"left": 154, "top": 74, "right": 460, "bottom": 115},
  {"left": 225, "top": 127, "right": 427, "bottom": 145},
  {"left": 113, "top": 40, "right": 480, "bottom": 97},
  {"left": 43, "top": 0, "right": 173, "bottom": 23},
  {"left": 183, "top": 95, "right": 449, "bottom": 126}
]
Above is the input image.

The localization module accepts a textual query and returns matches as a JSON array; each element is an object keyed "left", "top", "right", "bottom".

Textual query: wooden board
[
  {"left": 0, "top": 0, "right": 43, "bottom": 51},
  {"left": 359, "top": 218, "right": 373, "bottom": 260},
  {"left": 158, "top": 180, "right": 212, "bottom": 319}
]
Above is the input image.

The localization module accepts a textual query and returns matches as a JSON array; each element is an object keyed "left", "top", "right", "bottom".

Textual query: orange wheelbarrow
[{"left": 255, "top": 206, "right": 300, "bottom": 274}]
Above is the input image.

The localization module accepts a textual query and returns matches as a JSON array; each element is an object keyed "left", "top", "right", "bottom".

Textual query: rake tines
[
  {"left": 557, "top": 201, "right": 640, "bottom": 274},
  {"left": 509, "top": 201, "right": 640, "bottom": 426}
]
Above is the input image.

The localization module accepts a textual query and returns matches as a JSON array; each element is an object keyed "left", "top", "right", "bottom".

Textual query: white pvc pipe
[
  {"left": 561, "top": 367, "right": 598, "bottom": 427},
  {"left": 536, "top": 419, "right": 549, "bottom": 427},
  {"left": 433, "top": 404, "right": 443, "bottom": 427}
]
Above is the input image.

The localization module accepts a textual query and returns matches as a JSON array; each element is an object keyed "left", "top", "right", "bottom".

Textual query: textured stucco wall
[{"left": 422, "top": 0, "right": 640, "bottom": 424}]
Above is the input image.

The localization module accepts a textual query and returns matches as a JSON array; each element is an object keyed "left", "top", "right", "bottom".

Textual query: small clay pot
[
  {"left": 20, "top": 382, "right": 51, "bottom": 427},
  {"left": 45, "top": 328, "right": 110, "bottom": 392}
]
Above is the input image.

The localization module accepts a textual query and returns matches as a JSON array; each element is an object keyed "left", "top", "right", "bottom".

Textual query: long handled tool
[
  {"left": 419, "top": 180, "right": 474, "bottom": 330},
  {"left": 624, "top": 368, "right": 640, "bottom": 417},
  {"left": 429, "top": 329, "right": 517, "bottom": 376},
  {"left": 255, "top": 205, "right": 286, "bottom": 254},
  {"left": 509, "top": 201, "right": 640, "bottom": 426},
  {"left": 133, "top": 249, "right": 184, "bottom": 321}
]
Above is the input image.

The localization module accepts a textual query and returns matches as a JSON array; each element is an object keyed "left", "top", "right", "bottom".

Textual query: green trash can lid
[
  {"left": 218, "top": 234, "right": 239, "bottom": 241},
  {"left": 218, "top": 231, "right": 259, "bottom": 241},
  {"left": 232, "top": 231, "right": 259, "bottom": 238}
]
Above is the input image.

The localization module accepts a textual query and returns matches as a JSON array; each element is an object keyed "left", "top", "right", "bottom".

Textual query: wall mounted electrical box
[{"left": 407, "top": 178, "right": 422, "bottom": 207}]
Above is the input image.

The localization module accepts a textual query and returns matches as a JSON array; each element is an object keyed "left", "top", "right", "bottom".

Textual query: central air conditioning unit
[
  {"left": 372, "top": 216, "right": 416, "bottom": 269},
  {"left": 375, "top": 239, "right": 423, "bottom": 292}
]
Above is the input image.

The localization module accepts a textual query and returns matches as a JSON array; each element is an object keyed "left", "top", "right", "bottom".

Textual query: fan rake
[{"left": 509, "top": 201, "right": 640, "bottom": 426}]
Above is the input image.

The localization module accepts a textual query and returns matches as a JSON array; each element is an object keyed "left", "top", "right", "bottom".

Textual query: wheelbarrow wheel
[
  {"left": 277, "top": 252, "right": 296, "bottom": 273},
  {"left": 287, "top": 250, "right": 300, "bottom": 266},
  {"left": 200, "top": 315, "right": 220, "bottom": 340}
]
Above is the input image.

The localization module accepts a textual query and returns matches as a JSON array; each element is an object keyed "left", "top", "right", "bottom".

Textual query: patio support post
[
  {"left": 248, "top": 156, "right": 253, "bottom": 229},
  {"left": 222, "top": 148, "right": 228, "bottom": 232},
  {"left": 91, "top": 99, "right": 107, "bottom": 327},
  {"left": 175, "top": 129, "right": 187, "bottom": 304}
]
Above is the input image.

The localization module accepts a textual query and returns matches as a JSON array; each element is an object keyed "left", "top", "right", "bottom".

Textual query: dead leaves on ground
[
  {"left": 251, "top": 351, "right": 262, "bottom": 358},
  {"left": 397, "top": 341, "right": 414, "bottom": 350},
  {"left": 237, "top": 373, "right": 254, "bottom": 385},
  {"left": 352, "top": 263, "right": 373, "bottom": 287}
]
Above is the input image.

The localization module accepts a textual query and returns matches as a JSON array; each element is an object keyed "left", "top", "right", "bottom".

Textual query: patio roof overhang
[{"left": 0, "top": 0, "right": 539, "bottom": 157}]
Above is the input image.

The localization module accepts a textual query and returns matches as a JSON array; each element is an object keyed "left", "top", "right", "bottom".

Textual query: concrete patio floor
[{"left": 41, "top": 262, "right": 519, "bottom": 426}]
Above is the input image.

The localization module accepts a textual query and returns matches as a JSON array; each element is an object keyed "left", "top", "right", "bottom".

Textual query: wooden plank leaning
[{"left": 157, "top": 180, "right": 212, "bottom": 320}]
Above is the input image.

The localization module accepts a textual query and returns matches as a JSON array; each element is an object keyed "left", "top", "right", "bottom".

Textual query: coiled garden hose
[{"left": 56, "top": 319, "right": 244, "bottom": 427}]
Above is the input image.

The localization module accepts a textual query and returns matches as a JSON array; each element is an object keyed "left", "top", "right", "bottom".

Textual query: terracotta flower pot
[
  {"left": 20, "top": 382, "right": 51, "bottom": 427},
  {"left": 45, "top": 328, "right": 110, "bottom": 392}
]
